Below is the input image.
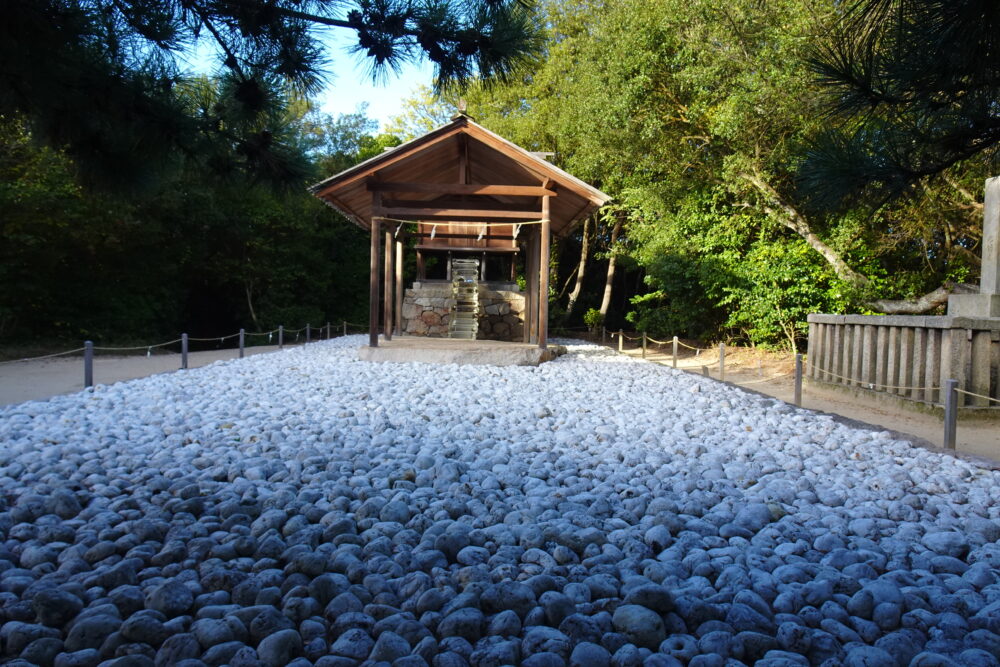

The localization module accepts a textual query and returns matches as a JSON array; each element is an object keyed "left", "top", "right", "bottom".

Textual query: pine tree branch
[
  {"left": 865, "top": 282, "right": 978, "bottom": 314},
  {"left": 738, "top": 171, "right": 870, "bottom": 286}
]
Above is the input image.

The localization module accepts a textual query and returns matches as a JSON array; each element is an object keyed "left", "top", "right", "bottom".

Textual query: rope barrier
[
  {"left": 2, "top": 322, "right": 336, "bottom": 367},
  {"left": 245, "top": 329, "right": 281, "bottom": 337},
  {"left": 729, "top": 372, "right": 795, "bottom": 386},
  {"left": 804, "top": 362, "right": 939, "bottom": 393},
  {"left": 0, "top": 347, "right": 87, "bottom": 365},
  {"left": 186, "top": 333, "right": 242, "bottom": 343},
  {"left": 954, "top": 388, "right": 1000, "bottom": 405},
  {"left": 92, "top": 338, "right": 183, "bottom": 352}
]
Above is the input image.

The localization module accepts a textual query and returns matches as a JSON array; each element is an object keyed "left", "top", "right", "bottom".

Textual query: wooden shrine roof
[{"left": 308, "top": 115, "right": 610, "bottom": 239}]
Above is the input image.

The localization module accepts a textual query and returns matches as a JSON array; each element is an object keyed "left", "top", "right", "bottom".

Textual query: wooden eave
[{"left": 308, "top": 115, "right": 610, "bottom": 238}]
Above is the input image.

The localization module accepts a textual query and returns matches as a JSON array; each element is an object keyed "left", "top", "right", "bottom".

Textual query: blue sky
[
  {"left": 182, "top": 27, "right": 434, "bottom": 130},
  {"left": 315, "top": 29, "right": 434, "bottom": 128}
]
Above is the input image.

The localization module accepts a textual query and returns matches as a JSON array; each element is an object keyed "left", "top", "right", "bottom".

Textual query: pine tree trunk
[{"left": 566, "top": 215, "right": 591, "bottom": 318}]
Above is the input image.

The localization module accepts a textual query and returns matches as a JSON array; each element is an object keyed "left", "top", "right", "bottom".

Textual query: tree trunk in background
[
  {"left": 599, "top": 216, "right": 622, "bottom": 318},
  {"left": 565, "top": 214, "right": 591, "bottom": 318},
  {"left": 245, "top": 283, "right": 261, "bottom": 331}
]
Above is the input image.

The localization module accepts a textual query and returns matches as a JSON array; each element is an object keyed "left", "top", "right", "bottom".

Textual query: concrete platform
[{"left": 358, "top": 336, "right": 566, "bottom": 366}]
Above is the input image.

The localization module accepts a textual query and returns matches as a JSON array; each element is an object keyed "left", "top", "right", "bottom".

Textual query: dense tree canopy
[
  {"left": 0, "top": 94, "right": 381, "bottom": 343},
  {"left": 441, "top": 0, "right": 990, "bottom": 348},
  {"left": 3, "top": 0, "right": 994, "bottom": 351}
]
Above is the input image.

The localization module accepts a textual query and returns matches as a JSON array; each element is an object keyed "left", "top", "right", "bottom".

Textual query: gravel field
[{"left": 1, "top": 336, "right": 1000, "bottom": 667}]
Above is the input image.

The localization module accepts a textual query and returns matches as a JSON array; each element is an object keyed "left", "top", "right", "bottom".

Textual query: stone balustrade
[
  {"left": 402, "top": 281, "right": 525, "bottom": 342},
  {"left": 806, "top": 314, "right": 1000, "bottom": 407}
]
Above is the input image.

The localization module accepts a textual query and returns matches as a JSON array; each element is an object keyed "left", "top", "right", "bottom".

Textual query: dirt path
[
  {"left": 621, "top": 343, "right": 1000, "bottom": 463},
  {"left": 0, "top": 345, "right": 282, "bottom": 406}
]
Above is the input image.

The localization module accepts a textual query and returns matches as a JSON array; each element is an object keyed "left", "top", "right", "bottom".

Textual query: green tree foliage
[
  {"left": 445, "top": 0, "right": 990, "bottom": 349},
  {"left": 0, "top": 91, "right": 382, "bottom": 343},
  {"left": 0, "top": 0, "right": 540, "bottom": 190}
]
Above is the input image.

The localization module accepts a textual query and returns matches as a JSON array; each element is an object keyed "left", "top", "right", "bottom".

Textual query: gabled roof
[{"left": 308, "top": 115, "right": 610, "bottom": 238}]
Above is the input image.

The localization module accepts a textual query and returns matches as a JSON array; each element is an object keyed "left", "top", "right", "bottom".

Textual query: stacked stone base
[{"left": 402, "top": 282, "right": 525, "bottom": 342}]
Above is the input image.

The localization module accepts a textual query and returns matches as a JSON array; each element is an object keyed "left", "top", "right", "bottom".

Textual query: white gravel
[{"left": 1, "top": 336, "right": 999, "bottom": 667}]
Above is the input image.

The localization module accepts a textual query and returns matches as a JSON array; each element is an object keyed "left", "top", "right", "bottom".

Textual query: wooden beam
[
  {"left": 368, "top": 182, "right": 557, "bottom": 197},
  {"left": 375, "top": 206, "right": 542, "bottom": 220},
  {"left": 394, "top": 240, "right": 403, "bottom": 336},
  {"left": 384, "top": 230, "right": 394, "bottom": 341},
  {"left": 384, "top": 199, "right": 542, "bottom": 212},
  {"left": 539, "top": 195, "right": 551, "bottom": 349},
  {"left": 369, "top": 216, "right": 381, "bottom": 348},
  {"left": 315, "top": 125, "right": 465, "bottom": 196},
  {"left": 459, "top": 134, "right": 469, "bottom": 185}
]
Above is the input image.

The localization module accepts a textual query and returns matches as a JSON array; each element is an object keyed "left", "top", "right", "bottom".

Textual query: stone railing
[
  {"left": 806, "top": 314, "right": 1000, "bottom": 408},
  {"left": 401, "top": 281, "right": 525, "bottom": 341}
]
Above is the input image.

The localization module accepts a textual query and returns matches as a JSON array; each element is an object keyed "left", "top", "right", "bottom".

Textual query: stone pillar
[
  {"left": 831, "top": 323, "right": 843, "bottom": 384},
  {"left": 925, "top": 329, "right": 941, "bottom": 403},
  {"left": 949, "top": 176, "right": 1000, "bottom": 316},
  {"left": 897, "top": 327, "right": 914, "bottom": 396},
  {"left": 875, "top": 326, "right": 889, "bottom": 388},
  {"left": 910, "top": 327, "right": 926, "bottom": 400},
  {"left": 970, "top": 331, "right": 993, "bottom": 406}
]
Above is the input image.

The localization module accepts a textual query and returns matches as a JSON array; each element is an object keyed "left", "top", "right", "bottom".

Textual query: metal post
[
  {"left": 618, "top": 330, "right": 623, "bottom": 353},
  {"left": 602, "top": 326, "right": 607, "bottom": 346},
  {"left": 794, "top": 353, "right": 803, "bottom": 407},
  {"left": 642, "top": 332, "right": 647, "bottom": 359},
  {"left": 672, "top": 336, "right": 678, "bottom": 369},
  {"left": 181, "top": 334, "right": 188, "bottom": 370},
  {"left": 719, "top": 343, "right": 726, "bottom": 382},
  {"left": 343, "top": 321, "right": 347, "bottom": 337},
  {"left": 306, "top": 323, "right": 311, "bottom": 343},
  {"left": 278, "top": 325, "right": 284, "bottom": 349},
  {"left": 326, "top": 322, "right": 331, "bottom": 340},
  {"left": 84, "top": 340, "right": 93, "bottom": 388},
  {"left": 239, "top": 329, "right": 245, "bottom": 359},
  {"left": 943, "top": 378, "right": 958, "bottom": 450}
]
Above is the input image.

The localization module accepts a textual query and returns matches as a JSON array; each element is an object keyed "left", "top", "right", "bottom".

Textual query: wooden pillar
[
  {"left": 383, "top": 230, "right": 394, "bottom": 341},
  {"left": 416, "top": 250, "right": 425, "bottom": 281},
  {"left": 369, "top": 217, "right": 381, "bottom": 348},
  {"left": 395, "top": 239, "right": 404, "bottom": 336},
  {"left": 539, "top": 197, "right": 551, "bottom": 349},
  {"left": 481, "top": 251, "right": 487, "bottom": 281},
  {"left": 524, "top": 233, "right": 537, "bottom": 343},
  {"left": 446, "top": 251, "right": 452, "bottom": 281}
]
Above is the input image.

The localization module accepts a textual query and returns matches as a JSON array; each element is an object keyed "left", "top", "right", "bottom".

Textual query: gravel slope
[{"left": 1, "top": 337, "right": 999, "bottom": 667}]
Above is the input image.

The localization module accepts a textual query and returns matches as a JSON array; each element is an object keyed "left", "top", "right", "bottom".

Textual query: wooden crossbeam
[
  {"left": 368, "top": 182, "right": 556, "bottom": 197},
  {"left": 375, "top": 206, "right": 543, "bottom": 220},
  {"left": 383, "top": 198, "right": 539, "bottom": 212}
]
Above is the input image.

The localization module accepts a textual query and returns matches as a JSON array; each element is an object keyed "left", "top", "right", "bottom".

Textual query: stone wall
[{"left": 402, "top": 281, "right": 525, "bottom": 341}]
